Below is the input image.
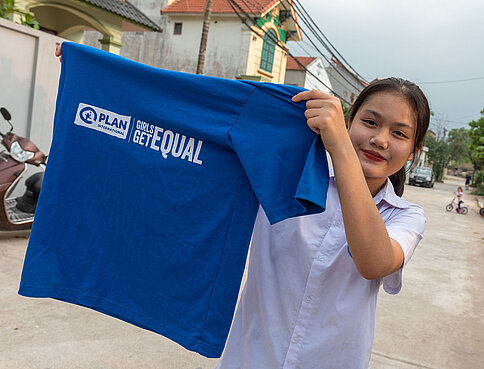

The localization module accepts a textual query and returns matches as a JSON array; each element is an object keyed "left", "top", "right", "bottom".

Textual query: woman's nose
[{"left": 369, "top": 129, "right": 389, "bottom": 149}]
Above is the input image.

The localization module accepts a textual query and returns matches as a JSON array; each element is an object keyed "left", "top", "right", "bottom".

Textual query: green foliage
[
  {"left": 0, "top": 0, "right": 39, "bottom": 29},
  {"left": 424, "top": 134, "right": 450, "bottom": 182},
  {"left": 20, "top": 12, "right": 39, "bottom": 29},
  {"left": 341, "top": 100, "right": 351, "bottom": 125},
  {"left": 474, "top": 171, "right": 483, "bottom": 187},
  {"left": 0, "top": 0, "right": 15, "bottom": 18},
  {"left": 473, "top": 170, "right": 484, "bottom": 195},
  {"left": 469, "top": 108, "right": 484, "bottom": 170},
  {"left": 447, "top": 127, "right": 471, "bottom": 165}
]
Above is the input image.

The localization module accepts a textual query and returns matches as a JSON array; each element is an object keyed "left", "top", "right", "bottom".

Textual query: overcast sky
[{"left": 288, "top": 0, "right": 483, "bottom": 131}]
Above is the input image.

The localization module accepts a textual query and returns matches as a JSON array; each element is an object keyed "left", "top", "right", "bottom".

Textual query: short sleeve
[
  {"left": 228, "top": 84, "right": 329, "bottom": 224},
  {"left": 382, "top": 203, "right": 426, "bottom": 294}
]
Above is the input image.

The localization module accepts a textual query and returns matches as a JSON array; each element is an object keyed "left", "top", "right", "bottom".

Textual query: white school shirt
[{"left": 217, "top": 172, "right": 425, "bottom": 369}]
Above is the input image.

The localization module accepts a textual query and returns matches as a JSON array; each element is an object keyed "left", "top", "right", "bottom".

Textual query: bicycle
[{"left": 445, "top": 197, "right": 468, "bottom": 215}]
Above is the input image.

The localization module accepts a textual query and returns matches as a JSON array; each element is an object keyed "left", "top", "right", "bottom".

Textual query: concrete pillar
[{"left": 98, "top": 34, "right": 123, "bottom": 55}]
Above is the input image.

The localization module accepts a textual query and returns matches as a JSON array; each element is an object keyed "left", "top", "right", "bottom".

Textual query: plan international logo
[
  {"left": 73, "top": 103, "right": 204, "bottom": 165},
  {"left": 74, "top": 103, "right": 131, "bottom": 140}
]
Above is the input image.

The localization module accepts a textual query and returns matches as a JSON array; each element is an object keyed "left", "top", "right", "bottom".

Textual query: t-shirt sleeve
[
  {"left": 382, "top": 203, "right": 426, "bottom": 294},
  {"left": 227, "top": 84, "right": 329, "bottom": 224}
]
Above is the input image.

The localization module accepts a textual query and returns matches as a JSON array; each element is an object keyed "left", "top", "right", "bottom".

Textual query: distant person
[
  {"left": 456, "top": 186, "right": 464, "bottom": 210},
  {"left": 465, "top": 173, "right": 471, "bottom": 190}
]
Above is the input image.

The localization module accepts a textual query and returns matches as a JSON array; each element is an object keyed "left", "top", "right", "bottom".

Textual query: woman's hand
[
  {"left": 55, "top": 43, "right": 62, "bottom": 62},
  {"left": 292, "top": 90, "right": 352, "bottom": 155}
]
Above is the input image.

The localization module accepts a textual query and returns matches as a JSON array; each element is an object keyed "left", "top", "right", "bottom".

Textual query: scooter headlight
[{"left": 10, "top": 141, "right": 35, "bottom": 162}]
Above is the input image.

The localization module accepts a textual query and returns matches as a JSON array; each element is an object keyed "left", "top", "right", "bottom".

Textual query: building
[
  {"left": 284, "top": 55, "right": 332, "bottom": 93},
  {"left": 158, "top": 0, "right": 302, "bottom": 82},
  {"left": 326, "top": 56, "right": 366, "bottom": 104},
  {"left": 0, "top": 0, "right": 160, "bottom": 154},
  {"left": 11, "top": 0, "right": 161, "bottom": 54}
]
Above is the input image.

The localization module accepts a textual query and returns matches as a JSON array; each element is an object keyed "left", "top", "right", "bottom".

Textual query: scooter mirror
[{"left": 0, "top": 107, "right": 11, "bottom": 121}]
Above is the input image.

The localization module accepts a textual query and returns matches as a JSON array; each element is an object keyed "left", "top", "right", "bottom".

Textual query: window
[
  {"left": 259, "top": 30, "right": 277, "bottom": 73},
  {"left": 174, "top": 22, "right": 182, "bottom": 35}
]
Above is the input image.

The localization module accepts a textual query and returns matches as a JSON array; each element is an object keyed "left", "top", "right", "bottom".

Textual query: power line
[
  {"left": 416, "top": 76, "right": 484, "bottom": 84},
  {"left": 278, "top": 0, "right": 364, "bottom": 92},
  {"left": 291, "top": 0, "right": 366, "bottom": 83},
  {"left": 289, "top": 41, "right": 352, "bottom": 94},
  {"left": 233, "top": 0, "right": 362, "bottom": 99},
  {"left": 431, "top": 118, "right": 472, "bottom": 125},
  {"left": 227, "top": 0, "right": 352, "bottom": 105}
]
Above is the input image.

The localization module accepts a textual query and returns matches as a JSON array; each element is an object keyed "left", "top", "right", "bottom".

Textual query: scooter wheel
[
  {"left": 461, "top": 207, "right": 468, "bottom": 215},
  {"left": 445, "top": 204, "right": 453, "bottom": 212}
]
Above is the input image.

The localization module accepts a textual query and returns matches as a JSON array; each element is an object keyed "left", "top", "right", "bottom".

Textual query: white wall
[
  {"left": 284, "top": 70, "right": 306, "bottom": 87},
  {"left": 118, "top": 0, "right": 166, "bottom": 68},
  {"left": 162, "top": 15, "right": 250, "bottom": 78},
  {"left": 305, "top": 58, "right": 331, "bottom": 94},
  {"left": 0, "top": 17, "right": 64, "bottom": 153},
  {"left": 284, "top": 58, "right": 332, "bottom": 93}
]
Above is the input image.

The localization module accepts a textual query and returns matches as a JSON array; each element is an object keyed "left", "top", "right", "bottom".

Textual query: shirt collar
[{"left": 328, "top": 167, "right": 409, "bottom": 209}]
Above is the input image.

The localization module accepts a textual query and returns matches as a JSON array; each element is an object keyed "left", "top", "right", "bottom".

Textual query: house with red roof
[
  {"left": 284, "top": 55, "right": 332, "bottom": 93},
  {"left": 159, "top": 0, "right": 302, "bottom": 82}
]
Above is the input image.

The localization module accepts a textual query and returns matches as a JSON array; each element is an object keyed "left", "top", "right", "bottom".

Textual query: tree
[
  {"left": 196, "top": 0, "right": 213, "bottom": 75},
  {"left": 468, "top": 108, "right": 484, "bottom": 194},
  {"left": 424, "top": 133, "right": 449, "bottom": 182},
  {"left": 469, "top": 108, "right": 484, "bottom": 171},
  {"left": 447, "top": 127, "right": 471, "bottom": 166}
]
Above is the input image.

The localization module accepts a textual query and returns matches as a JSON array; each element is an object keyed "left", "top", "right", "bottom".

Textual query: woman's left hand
[{"left": 292, "top": 90, "right": 351, "bottom": 155}]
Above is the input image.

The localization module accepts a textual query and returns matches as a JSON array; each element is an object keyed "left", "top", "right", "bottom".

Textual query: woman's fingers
[
  {"left": 292, "top": 89, "right": 349, "bottom": 153},
  {"left": 55, "top": 43, "right": 62, "bottom": 62},
  {"left": 306, "top": 117, "right": 322, "bottom": 135},
  {"left": 292, "top": 89, "right": 332, "bottom": 103}
]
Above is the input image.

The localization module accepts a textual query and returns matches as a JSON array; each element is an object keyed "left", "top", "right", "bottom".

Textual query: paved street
[{"left": 1, "top": 176, "right": 483, "bottom": 369}]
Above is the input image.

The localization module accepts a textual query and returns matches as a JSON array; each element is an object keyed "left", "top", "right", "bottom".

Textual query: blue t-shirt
[{"left": 19, "top": 42, "right": 329, "bottom": 358}]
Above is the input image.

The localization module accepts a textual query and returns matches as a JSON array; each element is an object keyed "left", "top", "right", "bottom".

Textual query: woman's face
[{"left": 348, "top": 91, "right": 417, "bottom": 187}]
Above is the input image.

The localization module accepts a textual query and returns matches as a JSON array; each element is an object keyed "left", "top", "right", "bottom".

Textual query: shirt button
[
  {"left": 305, "top": 295, "right": 312, "bottom": 303},
  {"left": 317, "top": 254, "right": 324, "bottom": 261}
]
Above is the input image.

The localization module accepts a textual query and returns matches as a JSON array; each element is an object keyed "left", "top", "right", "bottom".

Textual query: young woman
[{"left": 217, "top": 78, "right": 430, "bottom": 369}]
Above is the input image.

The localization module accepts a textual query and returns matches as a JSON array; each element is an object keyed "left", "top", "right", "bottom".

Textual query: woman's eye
[
  {"left": 363, "top": 120, "right": 377, "bottom": 126},
  {"left": 394, "top": 131, "right": 408, "bottom": 138}
]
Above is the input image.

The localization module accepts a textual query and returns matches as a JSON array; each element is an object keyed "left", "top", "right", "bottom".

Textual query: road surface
[{"left": 0, "top": 176, "right": 482, "bottom": 368}]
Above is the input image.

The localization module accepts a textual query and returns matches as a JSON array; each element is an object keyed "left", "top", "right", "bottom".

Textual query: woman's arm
[{"left": 292, "top": 90, "right": 404, "bottom": 280}]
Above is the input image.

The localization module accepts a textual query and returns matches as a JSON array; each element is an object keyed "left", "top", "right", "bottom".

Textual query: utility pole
[{"left": 196, "top": 0, "right": 213, "bottom": 74}]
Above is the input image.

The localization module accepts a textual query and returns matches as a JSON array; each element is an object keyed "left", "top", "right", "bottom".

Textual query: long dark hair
[{"left": 347, "top": 78, "right": 430, "bottom": 196}]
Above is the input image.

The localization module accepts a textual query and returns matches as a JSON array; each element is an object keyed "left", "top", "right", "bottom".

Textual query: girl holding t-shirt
[{"left": 217, "top": 78, "right": 430, "bottom": 369}]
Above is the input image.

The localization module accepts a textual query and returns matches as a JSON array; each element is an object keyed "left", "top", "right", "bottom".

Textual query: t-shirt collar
[{"left": 328, "top": 167, "right": 409, "bottom": 209}]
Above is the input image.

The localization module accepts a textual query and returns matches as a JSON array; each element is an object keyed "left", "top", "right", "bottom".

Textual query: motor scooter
[{"left": 0, "top": 107, "right": 47, "bottom": 231}]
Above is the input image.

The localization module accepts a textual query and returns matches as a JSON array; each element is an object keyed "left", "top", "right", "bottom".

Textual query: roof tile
[
  {"left": 79, "top": 0, "right": 161, "bottom": 31},
  {"left": 162, "top": 0, "right": 278, "bottom": 15},
  {"left": 286, "top": 56, "right": 316, "bottom": 71}
]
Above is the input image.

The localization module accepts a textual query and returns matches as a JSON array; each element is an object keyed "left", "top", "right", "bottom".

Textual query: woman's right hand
[{"left": 291, "top": 90, "right": 352, "bottom": 156}]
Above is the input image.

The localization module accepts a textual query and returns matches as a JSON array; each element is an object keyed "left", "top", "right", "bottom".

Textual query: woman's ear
[{"left": 408, "top": 142, "right": 423, "bottom": 162}]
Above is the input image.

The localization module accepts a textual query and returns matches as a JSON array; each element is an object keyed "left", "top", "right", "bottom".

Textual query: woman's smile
[{"left": 362, "top": 149, "right": 386, "bottom": 162}]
